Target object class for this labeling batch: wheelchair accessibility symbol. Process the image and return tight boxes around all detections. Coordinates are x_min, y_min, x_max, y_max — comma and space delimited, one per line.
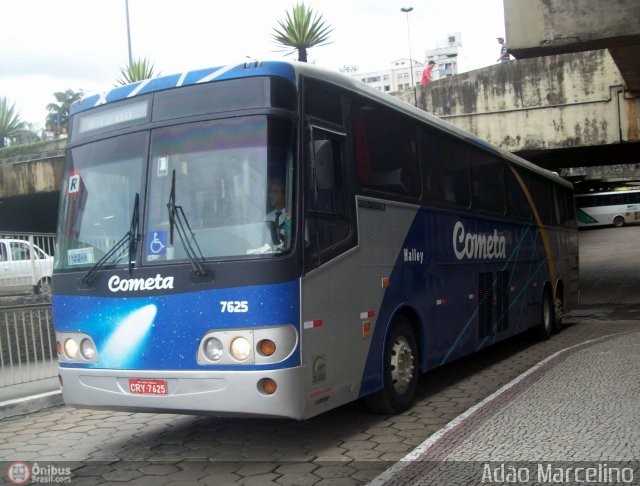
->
147, 231, 167, 256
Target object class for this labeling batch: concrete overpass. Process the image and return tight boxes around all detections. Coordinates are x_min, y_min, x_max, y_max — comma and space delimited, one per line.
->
0, 141, 64, 233
502, 0, 640, 188
393, 0, 640, 188
394, 48, 640, 182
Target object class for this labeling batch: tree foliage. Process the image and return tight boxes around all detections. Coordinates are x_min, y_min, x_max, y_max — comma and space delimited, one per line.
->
115, 58, 160, 86
272, 3, 333, 62
46, 89, 84, 134
0, 97, 25, 148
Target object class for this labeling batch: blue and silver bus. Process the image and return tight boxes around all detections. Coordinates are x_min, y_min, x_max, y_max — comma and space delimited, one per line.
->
53, 61, 579, 419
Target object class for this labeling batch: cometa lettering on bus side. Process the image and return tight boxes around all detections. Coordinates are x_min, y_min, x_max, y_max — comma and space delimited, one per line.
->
453, 221, 506, 260
108, 274, 174, 292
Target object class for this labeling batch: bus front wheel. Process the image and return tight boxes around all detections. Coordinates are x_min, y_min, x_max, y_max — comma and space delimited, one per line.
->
613, 216, 625, 228
365, 316, 419, 414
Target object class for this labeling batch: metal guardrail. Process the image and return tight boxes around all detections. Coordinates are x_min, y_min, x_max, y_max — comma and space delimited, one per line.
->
0, 303, 57, 387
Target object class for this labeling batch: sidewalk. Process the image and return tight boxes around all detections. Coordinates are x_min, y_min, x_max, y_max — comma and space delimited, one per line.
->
369, 330, 640, 485
0, 376, 62, 419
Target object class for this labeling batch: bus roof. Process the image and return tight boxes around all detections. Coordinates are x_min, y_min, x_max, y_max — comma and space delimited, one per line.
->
71, 60, 571, 189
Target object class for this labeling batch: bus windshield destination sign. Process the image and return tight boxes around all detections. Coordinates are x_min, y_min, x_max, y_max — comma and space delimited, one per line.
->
77, 100, 148, 134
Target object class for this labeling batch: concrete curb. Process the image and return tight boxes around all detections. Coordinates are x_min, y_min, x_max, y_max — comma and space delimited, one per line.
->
0, 390, 63, 420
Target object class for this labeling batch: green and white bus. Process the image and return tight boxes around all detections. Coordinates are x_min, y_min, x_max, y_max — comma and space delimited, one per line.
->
575, 189, 640, 227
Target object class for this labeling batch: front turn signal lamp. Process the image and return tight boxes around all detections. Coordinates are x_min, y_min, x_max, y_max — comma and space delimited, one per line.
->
258, 339, 276, 357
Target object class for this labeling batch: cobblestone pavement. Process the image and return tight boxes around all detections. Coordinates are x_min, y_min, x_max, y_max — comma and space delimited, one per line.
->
1, 227, 639, 485
1, 308, 638, 485
370, 327, 640, 485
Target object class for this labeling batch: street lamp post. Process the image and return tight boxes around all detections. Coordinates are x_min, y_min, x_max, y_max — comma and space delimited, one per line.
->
125, 0, 133, 66
400, 7, 415, 88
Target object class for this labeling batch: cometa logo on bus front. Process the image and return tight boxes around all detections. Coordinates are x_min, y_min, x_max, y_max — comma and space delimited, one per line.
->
108, 274, 174, 292
453, 221, 507, 260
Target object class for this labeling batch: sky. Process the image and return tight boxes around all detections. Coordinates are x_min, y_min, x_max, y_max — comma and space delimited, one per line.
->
0, 0, 506, 128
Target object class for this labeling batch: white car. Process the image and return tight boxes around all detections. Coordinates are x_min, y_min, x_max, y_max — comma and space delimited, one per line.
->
0, 238, 54, 295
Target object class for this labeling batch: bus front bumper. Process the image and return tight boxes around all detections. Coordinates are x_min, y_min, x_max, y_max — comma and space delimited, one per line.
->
57, 366, 306, 420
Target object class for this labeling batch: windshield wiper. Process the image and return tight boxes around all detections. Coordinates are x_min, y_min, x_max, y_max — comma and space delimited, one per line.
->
167, 170, 208, 276
81, 193, 140, 284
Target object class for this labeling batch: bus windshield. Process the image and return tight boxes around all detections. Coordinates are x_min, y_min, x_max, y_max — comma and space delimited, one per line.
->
55, 116, 295, 271
145, 116, 295, 262
55, 132, 147, 270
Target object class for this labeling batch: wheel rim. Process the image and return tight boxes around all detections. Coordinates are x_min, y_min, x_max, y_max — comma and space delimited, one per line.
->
390, 335, 415, 395
554, 297, 563, 323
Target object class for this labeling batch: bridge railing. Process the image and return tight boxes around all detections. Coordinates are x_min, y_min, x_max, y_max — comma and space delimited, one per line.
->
0, 303, 57, 387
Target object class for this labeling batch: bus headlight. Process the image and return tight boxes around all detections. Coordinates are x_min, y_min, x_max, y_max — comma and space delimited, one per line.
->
230, 337, 251, 361
203, 337, 224, 361
80, 338, 97, 360
197, 325, 297, 366
64, 338, 78, 359
56, 332, 99, 363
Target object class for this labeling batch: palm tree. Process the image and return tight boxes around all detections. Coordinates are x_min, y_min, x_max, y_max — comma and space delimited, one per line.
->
0, 97, 25, 148
272, 3, 333, 62
115, 58, 160, 86
46, 89, 84, 135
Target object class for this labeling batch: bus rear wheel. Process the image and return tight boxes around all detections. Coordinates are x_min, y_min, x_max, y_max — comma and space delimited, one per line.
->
535, 289, 554, 341
365, 316, 419, 414
552, 292, 564, 333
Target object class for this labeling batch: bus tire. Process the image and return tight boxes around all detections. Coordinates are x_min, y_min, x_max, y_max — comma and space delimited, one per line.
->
552, 291, 564, 333
613, 216, 625, 228
365, 316, 419, 414
535, 288, 554, 341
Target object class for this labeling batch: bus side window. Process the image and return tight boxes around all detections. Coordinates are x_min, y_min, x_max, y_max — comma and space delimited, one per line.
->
505, 165, 532, 222
470, 151, 505, 214
529, 175, 557, 226
353, 103, 421, 198
421, 129, 470, 208
556, 187, 577, 228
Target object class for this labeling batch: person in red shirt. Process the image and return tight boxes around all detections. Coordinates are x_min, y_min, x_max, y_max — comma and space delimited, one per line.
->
421, 61, 436, 84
